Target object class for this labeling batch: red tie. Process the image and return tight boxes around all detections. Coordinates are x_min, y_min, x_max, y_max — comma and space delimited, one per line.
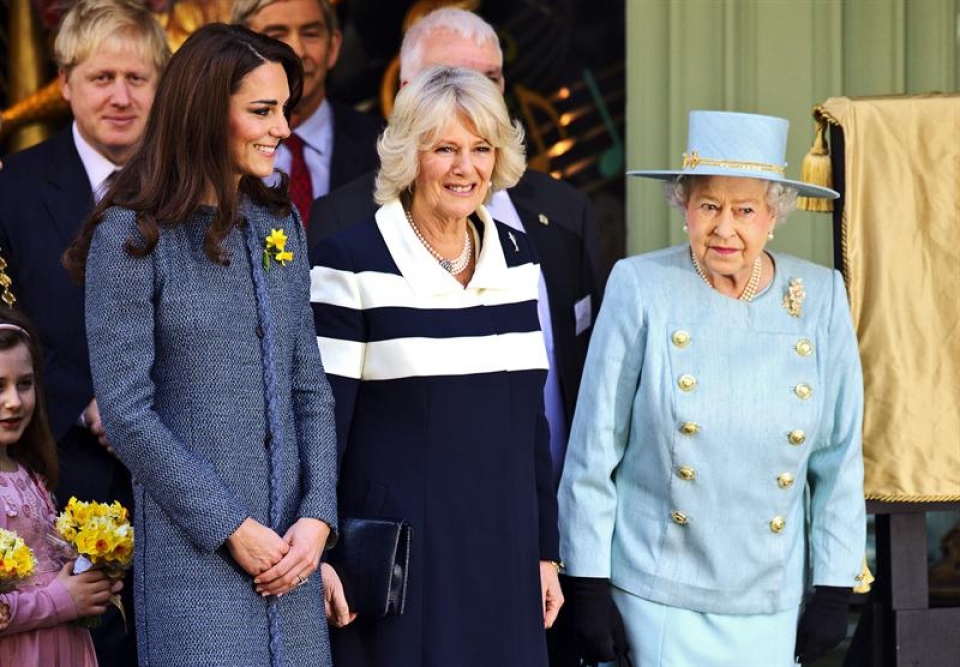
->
285, 133, 313, 227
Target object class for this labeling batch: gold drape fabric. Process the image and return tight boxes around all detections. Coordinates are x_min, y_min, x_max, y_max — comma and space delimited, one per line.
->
815, 94, 960, 501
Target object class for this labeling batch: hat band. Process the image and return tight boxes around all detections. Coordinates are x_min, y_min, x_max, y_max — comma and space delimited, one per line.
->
682, 150, 785, 175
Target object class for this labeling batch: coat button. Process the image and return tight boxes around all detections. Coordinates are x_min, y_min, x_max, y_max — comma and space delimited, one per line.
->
777, 473, 795, 489
677, 374, 697, 392
255, 324, 265, 338
794, 383, 813, 400
671, 330, 691, 348
770, 516, 786, 533
788, 429, 806, 446
795, 339, 814, 357
671, 510, 689, 526
679, 421, 701, 436
264, 433, 272, 448
677, 466, 697, 481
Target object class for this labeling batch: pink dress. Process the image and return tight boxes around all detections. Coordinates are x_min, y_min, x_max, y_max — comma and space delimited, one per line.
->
0, 464, 97, 666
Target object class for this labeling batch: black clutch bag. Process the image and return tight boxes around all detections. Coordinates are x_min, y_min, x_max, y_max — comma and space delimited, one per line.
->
327, 517, 411, 616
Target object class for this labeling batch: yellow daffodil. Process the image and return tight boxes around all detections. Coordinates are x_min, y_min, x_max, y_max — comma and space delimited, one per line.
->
0, 528, 35, 589
52, 499, 134, 626
262, 229, 294, 270
265, 228, 288, 252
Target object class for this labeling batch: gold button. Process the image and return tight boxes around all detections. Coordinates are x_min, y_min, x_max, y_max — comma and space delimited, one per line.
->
679, 421, 701, 436
671, 511, 689, 525
770, 516, 786, 533
671, 330, 691, 348
788, 429, 806, 446
777, 473, 795, 489
678, 374, 697, 392
795, 339, 814, 357
794, 383, 813, 400
677, 466, 697, 481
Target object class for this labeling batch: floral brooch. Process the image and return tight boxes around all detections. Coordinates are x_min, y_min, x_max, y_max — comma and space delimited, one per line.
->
262, 228, 293, 270
782, 278, 805, 318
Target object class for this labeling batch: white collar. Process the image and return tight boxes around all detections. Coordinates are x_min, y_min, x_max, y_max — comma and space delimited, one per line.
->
72, 122, 121, 199
376, 199, 516, 296
291, 98, 333, 155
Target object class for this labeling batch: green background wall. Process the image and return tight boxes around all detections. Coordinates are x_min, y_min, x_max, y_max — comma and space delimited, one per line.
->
625, 0, 960, 265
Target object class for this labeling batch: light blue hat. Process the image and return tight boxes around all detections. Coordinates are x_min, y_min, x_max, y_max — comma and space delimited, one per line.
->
627, 110, 839, 199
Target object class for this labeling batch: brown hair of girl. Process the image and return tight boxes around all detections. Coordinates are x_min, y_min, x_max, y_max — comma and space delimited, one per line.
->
0, 308, 58, 490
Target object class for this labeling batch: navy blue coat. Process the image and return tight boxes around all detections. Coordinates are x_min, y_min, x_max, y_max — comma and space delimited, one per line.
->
85, 201, 338, 666
311, 201, 558, 666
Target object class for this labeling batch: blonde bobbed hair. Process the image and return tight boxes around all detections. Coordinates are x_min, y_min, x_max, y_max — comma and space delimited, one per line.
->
374, 66, 525, 206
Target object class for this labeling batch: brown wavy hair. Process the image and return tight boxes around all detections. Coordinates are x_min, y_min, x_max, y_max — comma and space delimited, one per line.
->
64, 23, 304, 281
0, 308, 58, 491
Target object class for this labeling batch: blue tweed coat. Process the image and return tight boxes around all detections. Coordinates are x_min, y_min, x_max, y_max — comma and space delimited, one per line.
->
85, 201, 338, 667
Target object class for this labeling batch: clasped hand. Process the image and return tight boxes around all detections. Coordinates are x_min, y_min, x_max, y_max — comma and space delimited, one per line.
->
226, 517, 329, 597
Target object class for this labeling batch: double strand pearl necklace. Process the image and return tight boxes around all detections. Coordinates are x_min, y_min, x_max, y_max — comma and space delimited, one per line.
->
690, 246, 762, 302
405, 207, 473, 275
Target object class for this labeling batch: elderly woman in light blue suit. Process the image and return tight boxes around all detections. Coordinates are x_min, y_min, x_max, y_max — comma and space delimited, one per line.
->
65, 25, 337, 667
558, 111, 866, 667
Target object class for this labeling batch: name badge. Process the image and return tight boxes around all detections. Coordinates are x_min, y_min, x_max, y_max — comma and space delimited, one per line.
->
574, 295, 592, 335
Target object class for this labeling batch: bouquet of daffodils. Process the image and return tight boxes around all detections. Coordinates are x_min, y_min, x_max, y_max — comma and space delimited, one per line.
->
0, 527, 35, 593
54, 497, 134, 626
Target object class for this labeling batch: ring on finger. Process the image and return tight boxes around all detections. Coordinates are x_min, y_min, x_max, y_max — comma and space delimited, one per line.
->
296, 574, 306, 586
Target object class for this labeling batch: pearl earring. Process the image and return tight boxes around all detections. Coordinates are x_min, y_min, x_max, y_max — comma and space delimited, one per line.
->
683, 224, 689, 233
767, 231, 775, 241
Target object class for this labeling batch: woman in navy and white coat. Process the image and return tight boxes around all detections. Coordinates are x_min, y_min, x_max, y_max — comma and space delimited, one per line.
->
311, 66, 563, 666
558, 111, 866, 667
66, 25, 337, 667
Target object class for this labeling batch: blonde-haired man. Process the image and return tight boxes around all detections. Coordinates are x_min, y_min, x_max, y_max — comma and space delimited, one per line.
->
0, 2, 170, 664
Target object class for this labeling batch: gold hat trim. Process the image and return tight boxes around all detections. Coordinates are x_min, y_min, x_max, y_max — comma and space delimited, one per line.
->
682, 150, 785, 175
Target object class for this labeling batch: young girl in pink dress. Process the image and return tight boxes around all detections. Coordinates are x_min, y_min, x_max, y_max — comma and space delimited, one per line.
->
0, 308, 121, 666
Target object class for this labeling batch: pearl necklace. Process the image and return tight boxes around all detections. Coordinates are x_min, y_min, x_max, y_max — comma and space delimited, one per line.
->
405, 207, 473, 275
690, 246, 762, 302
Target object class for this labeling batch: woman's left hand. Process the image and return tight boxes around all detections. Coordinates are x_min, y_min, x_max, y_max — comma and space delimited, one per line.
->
254, 518, 331, 596
540, 561, 565, 628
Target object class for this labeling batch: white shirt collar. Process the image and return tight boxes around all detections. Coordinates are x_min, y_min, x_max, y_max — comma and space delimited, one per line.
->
72, 122, 121, 201
292, 98, 333, 155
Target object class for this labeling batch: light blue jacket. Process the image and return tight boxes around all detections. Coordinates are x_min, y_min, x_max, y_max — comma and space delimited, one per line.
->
558, 245, 865, 614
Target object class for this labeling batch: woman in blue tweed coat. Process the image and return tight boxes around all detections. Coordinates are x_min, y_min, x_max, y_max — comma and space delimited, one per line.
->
558, 111, 866, 667
65, 25, 338, 667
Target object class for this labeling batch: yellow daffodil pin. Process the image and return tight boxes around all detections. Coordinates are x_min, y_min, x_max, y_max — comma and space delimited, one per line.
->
263, 228, 294, 270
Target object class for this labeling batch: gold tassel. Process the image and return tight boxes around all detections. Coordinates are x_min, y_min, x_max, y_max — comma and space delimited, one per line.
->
853, 556, 875, 594
0, 253, 16, 308
797, 117, 834, 213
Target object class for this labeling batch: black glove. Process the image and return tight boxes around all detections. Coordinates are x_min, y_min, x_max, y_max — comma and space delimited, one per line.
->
560, 575, 629, 664
794, 586, 852, 664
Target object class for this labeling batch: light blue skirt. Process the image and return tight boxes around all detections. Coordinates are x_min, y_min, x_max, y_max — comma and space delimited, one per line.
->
605, 586, 800, 667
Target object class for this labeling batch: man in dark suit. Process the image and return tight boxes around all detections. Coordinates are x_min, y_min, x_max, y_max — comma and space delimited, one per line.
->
233, 0, 381, 242
0, 2, 170, 665
310, 7, 606, 489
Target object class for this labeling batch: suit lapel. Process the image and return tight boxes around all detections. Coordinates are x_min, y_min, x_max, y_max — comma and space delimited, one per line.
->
328, 102, 359, 192
507, 174, 560, 275
43, 131, 94, 249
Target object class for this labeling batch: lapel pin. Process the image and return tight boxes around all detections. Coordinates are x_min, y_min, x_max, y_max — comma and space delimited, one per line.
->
782, 278, 805, 318
538, 213, 549, 226
507, 231, 520, 253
